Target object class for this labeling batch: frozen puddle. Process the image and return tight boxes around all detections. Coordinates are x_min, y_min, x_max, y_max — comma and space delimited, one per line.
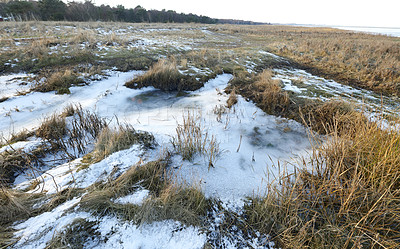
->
8, 73, 313, 203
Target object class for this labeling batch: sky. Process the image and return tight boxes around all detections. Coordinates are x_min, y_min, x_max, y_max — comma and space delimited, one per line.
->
90, 0, 400, 28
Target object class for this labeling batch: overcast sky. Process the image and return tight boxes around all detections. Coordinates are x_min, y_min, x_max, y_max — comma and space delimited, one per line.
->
90, 0, 400, 28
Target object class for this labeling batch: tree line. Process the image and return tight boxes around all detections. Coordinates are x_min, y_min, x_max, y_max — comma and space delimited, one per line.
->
0, 0, 217, 23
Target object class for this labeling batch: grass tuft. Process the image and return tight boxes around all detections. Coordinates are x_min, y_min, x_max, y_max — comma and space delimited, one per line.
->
171, 112, 221, 169
46, 218, 100, 249
92, 125, 155, 162
125, 59, 203, 91
33, 69, 85, 93
226, 88, 238, 109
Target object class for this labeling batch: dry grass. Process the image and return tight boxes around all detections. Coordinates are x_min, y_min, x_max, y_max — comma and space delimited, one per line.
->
229, 69, 362, 134
171, 112, 221, 169
0, 148, 44, 185
214, 25, 400, 96
33, 69, 85, 94
226, 88, 238, 109
91, 125, 155, 162
36, 105, 107, 158
46, 218, 99, 249
125, 59, 203, 91
80, 158, 211, 227
0, 186, 84, 247
36, 114, 67, 142
252, 70, 290, 114
245, 114, 400, 248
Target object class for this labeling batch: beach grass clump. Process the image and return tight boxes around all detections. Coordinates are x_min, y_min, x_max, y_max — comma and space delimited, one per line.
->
92, 125, 155, 162
171, 112, 221, 169
125, 59, 203, 91
46, 218, 100, 249
33, 69, 85, 94
36, 105, 107, 158
229, 69, 361, 135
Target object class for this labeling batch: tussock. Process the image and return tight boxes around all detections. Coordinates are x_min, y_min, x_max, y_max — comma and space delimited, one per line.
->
33, 69, 85, 94
171, 112, 221, 169
226, 88, 238, 109
125, 59, 203, 91
36, 105, 107, 158
46, 218, 100, 249
92, 125, 155, 162
229, 69, 361, 134
253, 70, 290, 114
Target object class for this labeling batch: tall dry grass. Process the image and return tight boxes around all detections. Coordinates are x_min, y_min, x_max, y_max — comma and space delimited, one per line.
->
214, 25, 400, 96
92, 125, 155, 162
171, 112, 221, 169
245, 114, 400, 248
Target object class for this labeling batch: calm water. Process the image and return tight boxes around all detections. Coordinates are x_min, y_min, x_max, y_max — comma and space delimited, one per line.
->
334, 26, 400, 37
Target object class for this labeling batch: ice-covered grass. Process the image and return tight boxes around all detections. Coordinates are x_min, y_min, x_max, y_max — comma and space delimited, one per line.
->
274, 68, 400, 120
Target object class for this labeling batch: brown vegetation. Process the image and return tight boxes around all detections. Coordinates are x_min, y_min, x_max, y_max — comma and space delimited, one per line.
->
33, 69, 85, 94
91, 125, 155, 162
228, 69, 362, 134
125, 59, 203, 91
245, 114, 400, 248
80, 158, 211, 226
213, 25, 400, 96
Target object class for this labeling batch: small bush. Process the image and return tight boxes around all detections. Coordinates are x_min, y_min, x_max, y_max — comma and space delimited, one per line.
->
125, 59, 203, 91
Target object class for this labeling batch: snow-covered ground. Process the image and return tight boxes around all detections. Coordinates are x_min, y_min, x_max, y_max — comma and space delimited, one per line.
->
2, 24, 397, 249
1, 70, 313, 248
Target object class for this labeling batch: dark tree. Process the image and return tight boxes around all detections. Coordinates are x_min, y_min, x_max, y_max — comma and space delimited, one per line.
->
39, 0, 66, 21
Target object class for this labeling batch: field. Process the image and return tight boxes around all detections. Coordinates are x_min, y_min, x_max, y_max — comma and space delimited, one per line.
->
1, 22, 400, 248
